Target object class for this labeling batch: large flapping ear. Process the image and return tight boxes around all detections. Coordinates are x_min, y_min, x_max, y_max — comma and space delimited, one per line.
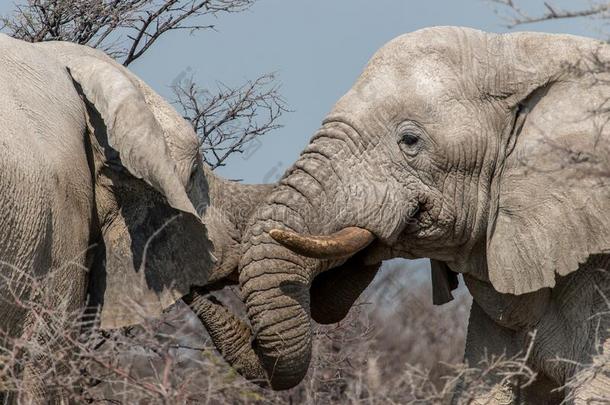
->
57, 50, 214, 328
487, 151, 610, 295
89, 183, 214, 329
67, 56, 196, 215
485, 33, 610, 295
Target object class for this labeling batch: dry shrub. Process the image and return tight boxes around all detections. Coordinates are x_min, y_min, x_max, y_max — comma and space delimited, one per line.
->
0, 261, 606, 404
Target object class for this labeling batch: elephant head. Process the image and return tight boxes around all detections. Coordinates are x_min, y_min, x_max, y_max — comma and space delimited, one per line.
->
187, 27, 610, 389
35, 41, 272, 329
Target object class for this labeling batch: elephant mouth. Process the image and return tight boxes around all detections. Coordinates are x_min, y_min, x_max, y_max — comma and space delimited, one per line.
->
403, 198, 438, 237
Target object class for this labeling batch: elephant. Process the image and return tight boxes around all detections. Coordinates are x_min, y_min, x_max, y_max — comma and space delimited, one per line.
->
0, 34, 273, 402
186, 27, 610, 402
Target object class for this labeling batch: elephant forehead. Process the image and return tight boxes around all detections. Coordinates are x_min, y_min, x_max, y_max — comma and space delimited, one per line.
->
338, 67, 465, 131
371, 26, 487, 67
360, 27, 488, 100
411, 63, 447, 98
350, 44, 472, 114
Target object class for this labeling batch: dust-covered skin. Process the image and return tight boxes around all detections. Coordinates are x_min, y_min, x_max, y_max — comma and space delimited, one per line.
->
0, 35, 271, 403
193, 27, 610, 401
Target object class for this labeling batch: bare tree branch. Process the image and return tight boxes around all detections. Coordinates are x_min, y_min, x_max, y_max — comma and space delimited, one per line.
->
172, 73, 289, 169
488, 0, 610, 29
1, 0, 257, 66
1, 0, 285, 169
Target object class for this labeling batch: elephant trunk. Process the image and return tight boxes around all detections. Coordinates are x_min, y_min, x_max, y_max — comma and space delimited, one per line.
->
184, 289, 269, 386
237, 231, 317, 389
191, 122, 388, 389
189, 176, 324, 389
187, 249, 313, 390
235, 123, 368, 389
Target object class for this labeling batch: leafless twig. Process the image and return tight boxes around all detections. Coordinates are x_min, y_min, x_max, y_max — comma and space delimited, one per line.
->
488, 0, 610, 29
172, 73, 289, 169
1, 0, 257, 66
1, 0, 286, 170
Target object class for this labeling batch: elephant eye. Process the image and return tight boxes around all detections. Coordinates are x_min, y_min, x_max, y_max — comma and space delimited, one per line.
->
397, 122, 426, 157
400, 133, 419, 146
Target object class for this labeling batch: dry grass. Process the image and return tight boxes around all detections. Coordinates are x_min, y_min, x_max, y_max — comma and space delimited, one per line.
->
0, 261, 607, 404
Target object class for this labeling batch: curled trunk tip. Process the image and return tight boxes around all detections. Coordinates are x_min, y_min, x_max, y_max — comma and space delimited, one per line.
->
186, 288, 309, 390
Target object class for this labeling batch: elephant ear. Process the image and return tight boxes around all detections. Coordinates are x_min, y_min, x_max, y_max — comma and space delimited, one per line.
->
430, 260, 458, 305
486, 79, 610, 295
67, 56, 196, 215
67, 56, 214, 329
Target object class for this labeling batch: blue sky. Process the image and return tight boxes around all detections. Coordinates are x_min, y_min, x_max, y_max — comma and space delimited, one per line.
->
129, 0, 595, 184
0, 0, 599, 184
0, 1, 601, 278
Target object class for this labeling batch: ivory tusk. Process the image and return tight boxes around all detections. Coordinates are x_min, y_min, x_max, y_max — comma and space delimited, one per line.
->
269, 227, 375, 260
